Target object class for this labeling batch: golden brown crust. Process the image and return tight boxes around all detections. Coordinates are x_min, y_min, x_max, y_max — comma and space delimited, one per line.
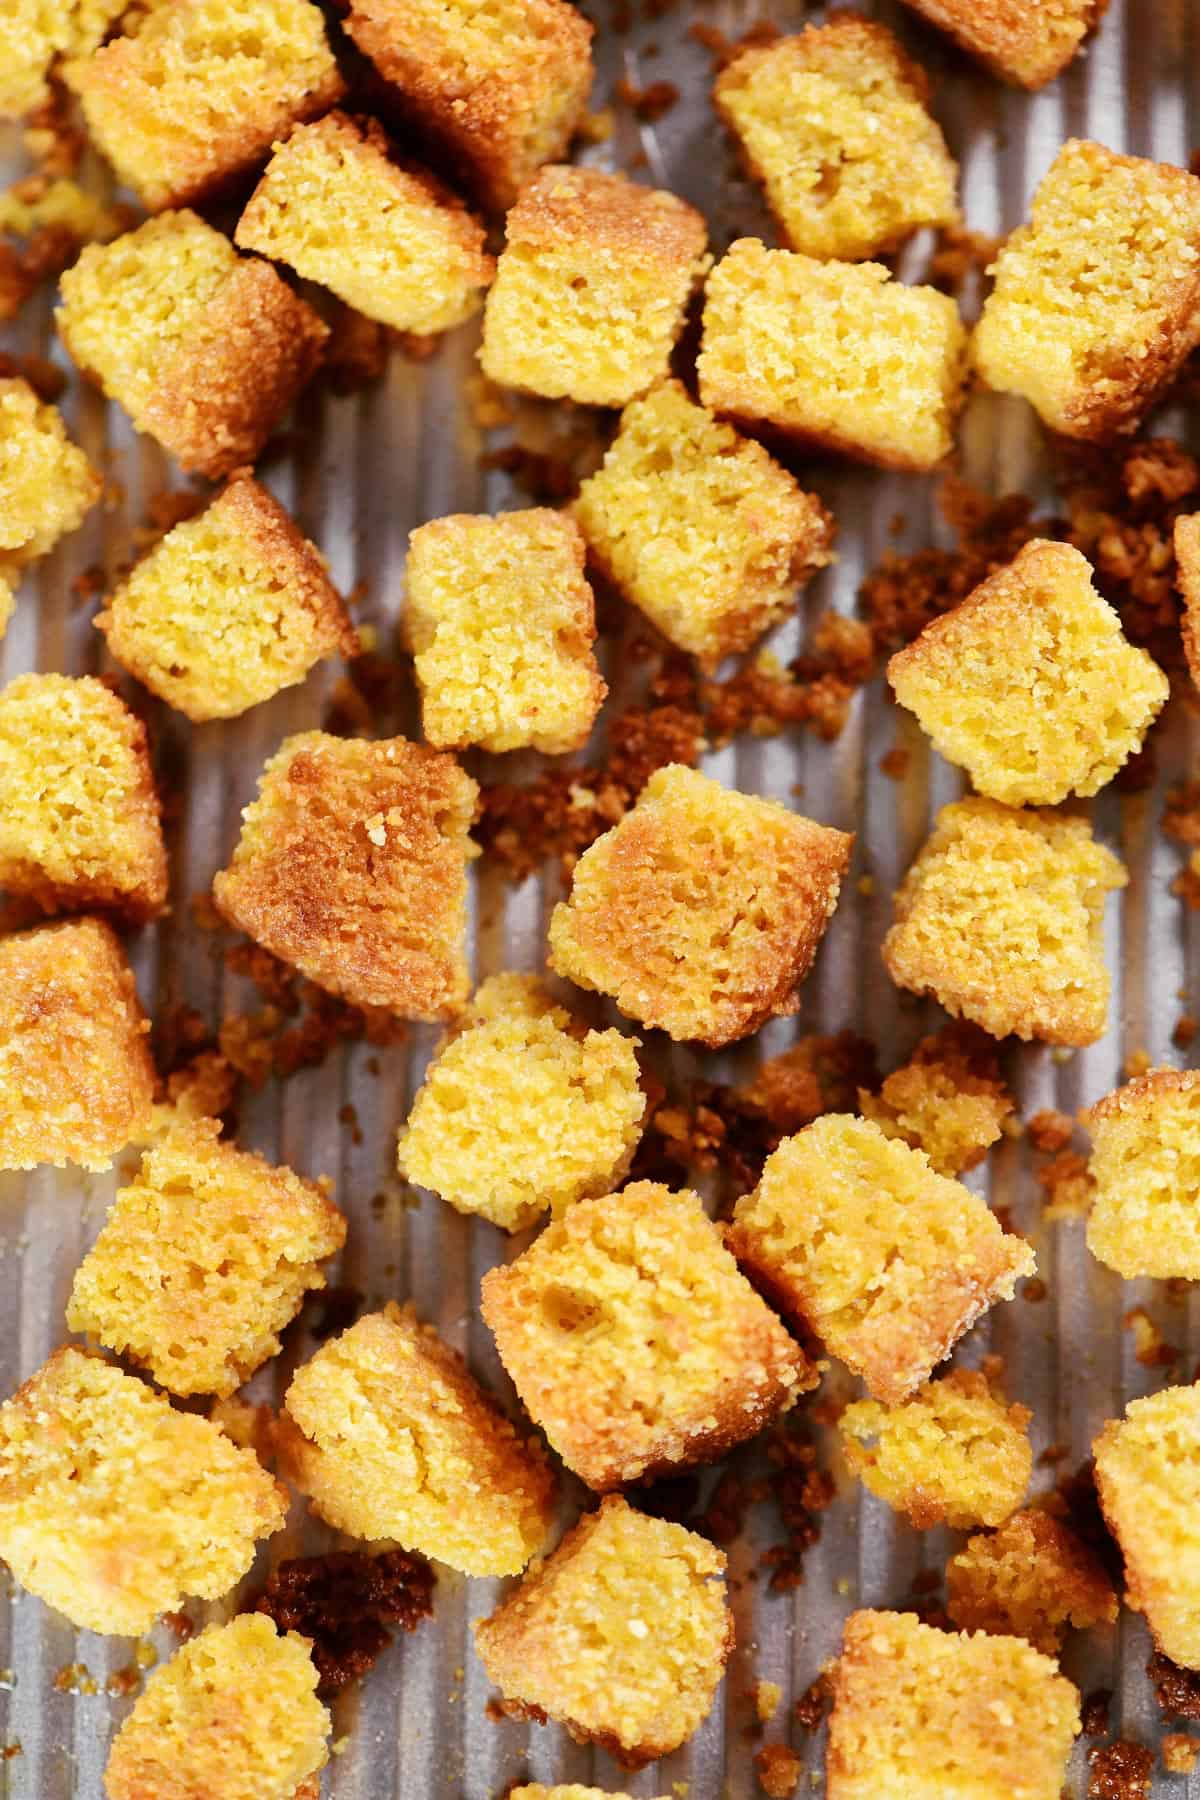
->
1175, 513, 1200, 689
221, 473, 359, 659
507, 163, 707, 265
945, 1509, 1117, 1652
898, 0, 1109, 89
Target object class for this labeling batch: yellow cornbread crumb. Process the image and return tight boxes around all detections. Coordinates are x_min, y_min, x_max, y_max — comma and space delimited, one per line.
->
0, 377, 100, 570
898, 0, 1108, 89
946, 1509, 1117, 1652
1085, 1067, 1200, 1279
0, 0, 127, 118
0, 572, 13, 641
1175, 513, 1200, 689
858, 1024, 1013, 1176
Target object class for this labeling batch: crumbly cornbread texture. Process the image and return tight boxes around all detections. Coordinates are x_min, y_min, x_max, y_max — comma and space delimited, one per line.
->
0, 573, 13, 643
728, 1114, 1032, 1405
58, 210, 327, 479
96, 473, 358, 722
1084, 1067, 1200, 1278
104, 1615, 329, 1800
481, 165, 709, 407
826, 1610, 1081, 1800
0, 0, 127, 117
236, 113, 494, 335
0, 1346, 286, 1635
213, 732, 477, 1018
946, 1509, 1117, 1652
1174, 512, 1200, 690
474, 1496, 731, 1766
898, 0, 1108, 89
549, 764, 851, 1048
573, 380, 834, 668
882, 797, 1126, 1045
406, 509, 605, 754
512, 1790, 667, 1800
278, 1303, 556, 1576
697, 239, 966, 472
858, 1024, 1013, 1176
714, 16, 958, 260
0, 377, 100, 568
974, 139, 1200, 440
398, 973, 644, 1231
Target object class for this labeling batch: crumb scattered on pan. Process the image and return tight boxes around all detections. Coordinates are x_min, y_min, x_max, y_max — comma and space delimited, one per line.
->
1163, 1734, 1200, 1775
754, 1742, 802, 1797
1087, 1739, 1153, 1800
1150, 1651, 1200, 1720
1123, 1306, 1178, 1369
254, 1550, 435, 1694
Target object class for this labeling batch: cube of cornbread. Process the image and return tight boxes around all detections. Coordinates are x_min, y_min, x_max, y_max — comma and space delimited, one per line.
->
1083, 1067, 1200, 1277
826, 1610, 1081, 1800
480, 166, 709, 407
474, 1495, 731, 1765
697, 239, 966, 472
398, 973, 645, 1231
277, 1302, 556, 1575
728, 1115, 1032, 1405
0, 377, 100, 568
481, 1181, 813, 1489
58, 211, 327, 479
0, 1347, 286, 1635
1174, 513, 1200, 689
406, 509, 605, 753
573, 380, 835, 668
0, 673, 167, 921
974, 141, 1200, 440
946, 1510, 1117, 1653
0, 0, 127, 118
898, 0, 1107, 90
96, 473, 359, 722
714, 17, 958, 261
858, 1024, 1013, 1177
549, 764, 851, 1048
882, 798, 1126, 1045
213, 732, 477, 1018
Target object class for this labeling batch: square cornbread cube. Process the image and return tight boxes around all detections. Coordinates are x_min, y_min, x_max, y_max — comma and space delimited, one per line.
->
858, 1023, 1013, 1177
882, 798, 1126, 1045
398, 973, 645, 1231
714, 17, 958, 261
946, 1510, 1117, 1653
697, 239, 966, 472
573, 380, 835, 668
727, 1114, 1032, 1405
474, 1495, 731, 1766
63, 0, 344, 213
59, 210, 328, 479
0, 1346, 286, 1635
549, 764, 851, 1048
1083, 1067, 1200, 1277
0, 0, 127, 118
406, 509, 605, 753
1174, 513, 1200, 689
974, 140, 1200, 440
0, 377, 100, 568
213, 731, 477, 1018
481, 1180, 813, 1489
105, 1615, 329, 1800
96, 473, 359, 722
277, 1302, 556, 1576
480, 166, 709, 407
898, 0, 1108, 90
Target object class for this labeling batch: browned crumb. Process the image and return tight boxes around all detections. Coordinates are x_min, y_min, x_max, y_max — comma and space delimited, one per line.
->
927, 224, 1001, 298
1027, 1109, 1076, 1153
1087, 1741, 1153, 1800
162, 1611, 195, 1642
692, 1470, 749, 1546
1164, 1734, 1200, 1775
879, 747, 910, 779
0, 174, 132, 323
1082, 1691, 1113, 1737
21, 80, 85, 179
859, 1022, 1013, 1176
1023, 1277, 1048, 1303
1046, 1462, 1123, 1586
760, 1412, 835, 1593
688, 17, 780, 66
1175, 1014, 1198, 1049
1164, 781, 1200, 909
613, 75, 680, 122
254, 1550, 434, 1694
217, 940, 405, 1085
703, 616, 874, 748
1036, 1150, 1095, 1220
1150, 1651, 1200, 1721
794, 1672, 832, 1733
320, 302, 392, 396
0, 349, 66, 403
755, 1743, 802, 1797
1123, 1306, 1178, 1368
322, 649, 408, 739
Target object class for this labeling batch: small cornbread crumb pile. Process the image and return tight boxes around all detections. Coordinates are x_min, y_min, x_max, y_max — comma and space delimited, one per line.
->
481, 1180, 813, 1489
715, 16, 958, 260
549, 764, 851, 1048
974, 139, 1200, 440
59, 210, 328, 479
236, 113, 494, 335
278, 1302, 556, 1576
825, 1610, 1081, 1800
0, 1346, 286, 1635
96, 472, 358, 722
889, 539, 1168, 804
398, 973, 644, 1232
104, 1615, 329, 1800
697, 238, 966, 472
898, 0, 1106, 88
728, 1114, 1033, 1404
882, 797, 1126, 1045
405, 508, 605, 754
1085, 1067, 1200, 1277
859, 1023, 1013, 1176
481, 165, 709, 407
474, 1495, 731, 1766
573, 379, 835, 668
0, 0, 127, 118
213, 731, 478, 1018
946, 1509, 1117, 1652
0, 672, 167, 921
1175, 512, 1200, 688
0, 376, 100, 575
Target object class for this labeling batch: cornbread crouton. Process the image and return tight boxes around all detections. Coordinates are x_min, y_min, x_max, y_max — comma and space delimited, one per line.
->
277, 1303, 556, 1576
235, 113, 494, 335
397, 973, 644, 1231
1174, 512, 1200, 689
480, 165, 709, 407
946, 1510, 1117, 1652
481, 1180, 813, 1489
973, 140, 1200, 440
573, 379, 835, 669
826, 1610, 1081, 1800
213, 732, 477, 1018
697, 239, 966, 472
897, 0, 1107, 90
405, 509, 605, 754
0, 672, 167, 921
104, 1615, 329, 1800
0, 0, 127, 118
96, 473, 358, 722
881, 798, 1126, 1045
474, 1495, 731, 1766
58, 210, 328, 479
0, 1346, 286, 1635
714, 17, 958, 261
858, 1023, 1013, 1176
0, 377, 100, 569
1084, 1067, 1200, 1278
727, 1115, 1032, 1405
548, 764, 851, 1048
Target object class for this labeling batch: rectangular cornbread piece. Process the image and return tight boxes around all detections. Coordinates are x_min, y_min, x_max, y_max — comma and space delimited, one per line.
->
946, 1510, 1117, 1653
898, 0, 1108, 90
0, 0, 128, 118
0, 376, 100, 568
1083, 1067, 1200, 1277
858, 1023, 1013, 1176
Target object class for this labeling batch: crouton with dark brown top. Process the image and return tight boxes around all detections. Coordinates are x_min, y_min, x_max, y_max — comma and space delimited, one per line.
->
946, 1509, 1117, 1652
897, 0, 1108, 90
